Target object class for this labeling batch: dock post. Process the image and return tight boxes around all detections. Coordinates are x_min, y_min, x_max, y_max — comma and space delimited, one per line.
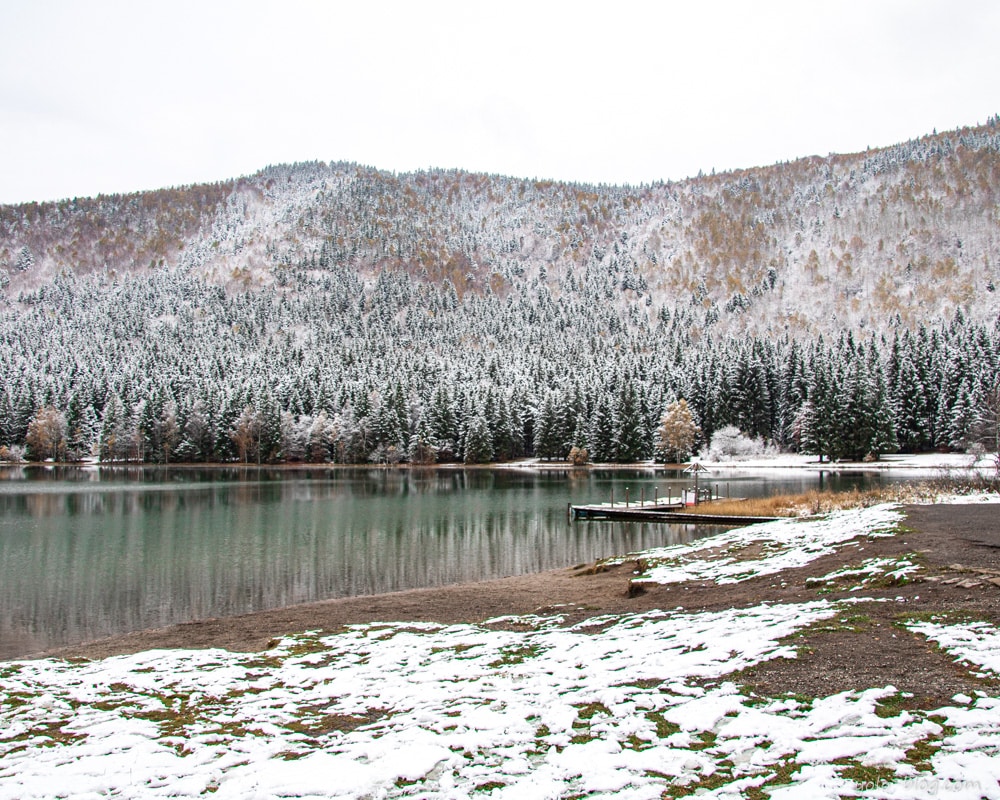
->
641, 487, 645, 506
625, 487, 629, 508
610, 488, 614, 508
654, 486, 658, 505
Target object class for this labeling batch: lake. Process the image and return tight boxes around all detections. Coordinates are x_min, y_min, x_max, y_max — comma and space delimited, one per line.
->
0, 464, 896, 658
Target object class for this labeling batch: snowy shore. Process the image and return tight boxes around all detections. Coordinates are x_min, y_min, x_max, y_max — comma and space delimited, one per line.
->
495, 450, 1000, 474
3, 498, 1000, 799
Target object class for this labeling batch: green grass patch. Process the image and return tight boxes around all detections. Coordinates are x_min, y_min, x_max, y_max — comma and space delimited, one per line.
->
662, 770, 735, 798
281, 637, 331, 658
874, 691, 913, 718
645, 711, 681, 738
624, 733, 650, 750
568, 702, 612, 745
6, 720, 88, 748
431, 643, 480, 658
927, 714, 958, 738
836, 759, 897, 789
689, 730, 718, 751
574, 701, 611, 720
488, 644, 540, 668
614, 677, 664, 690
759, 758, 803, 790
133, 700, 199, 738
239, 654, 284, 670
0, 691, 33, 710
274, 750, 308, 761
285, 705, 386, 737
905, 731, 943, 772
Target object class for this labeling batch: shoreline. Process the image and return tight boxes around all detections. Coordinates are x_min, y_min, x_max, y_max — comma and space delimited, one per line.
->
6, 501, 1000, 798
21, 500, 1000, 665
2, 451, 996, 474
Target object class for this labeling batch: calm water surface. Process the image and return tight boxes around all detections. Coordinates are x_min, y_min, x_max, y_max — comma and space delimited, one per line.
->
0, 465, 895, 658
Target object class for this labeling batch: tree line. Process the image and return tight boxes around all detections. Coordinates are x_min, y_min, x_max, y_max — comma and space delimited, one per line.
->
2, 265, 997, 466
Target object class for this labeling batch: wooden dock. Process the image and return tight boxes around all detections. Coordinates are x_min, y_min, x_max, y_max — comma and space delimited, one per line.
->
570, 501, 683, 521
569, 501, 779, 526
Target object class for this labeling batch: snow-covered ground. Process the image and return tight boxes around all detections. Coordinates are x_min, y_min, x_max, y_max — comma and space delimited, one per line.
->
505, 451, 999, 474
622, 504, 905, 586
693, 451, 999, 472
3, 504, 1000, 799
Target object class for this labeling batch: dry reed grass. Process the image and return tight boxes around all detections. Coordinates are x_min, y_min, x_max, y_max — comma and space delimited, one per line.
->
691, 472, 1000, 518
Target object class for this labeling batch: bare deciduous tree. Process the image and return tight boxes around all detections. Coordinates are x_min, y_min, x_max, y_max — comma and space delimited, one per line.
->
656, 399, 700, 463
25, 406, 67, 461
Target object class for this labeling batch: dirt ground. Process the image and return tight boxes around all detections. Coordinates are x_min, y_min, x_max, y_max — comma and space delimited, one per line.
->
30, 504, 1000, 705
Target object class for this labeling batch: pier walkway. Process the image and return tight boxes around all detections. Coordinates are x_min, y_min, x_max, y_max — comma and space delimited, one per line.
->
569, 500, 780, 526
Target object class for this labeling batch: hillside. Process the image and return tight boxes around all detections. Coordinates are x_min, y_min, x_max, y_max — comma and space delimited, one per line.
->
0, 120, 999, 465
3, 119, 1000, 334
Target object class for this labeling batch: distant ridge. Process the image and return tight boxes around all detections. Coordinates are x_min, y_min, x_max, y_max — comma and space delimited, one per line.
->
2, 117, 999, 334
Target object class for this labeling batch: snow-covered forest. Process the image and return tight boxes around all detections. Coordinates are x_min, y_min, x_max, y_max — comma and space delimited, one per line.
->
1, 120, 999, 464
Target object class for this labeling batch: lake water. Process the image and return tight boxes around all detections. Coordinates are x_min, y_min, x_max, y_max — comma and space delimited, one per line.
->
0, 465, 897, 658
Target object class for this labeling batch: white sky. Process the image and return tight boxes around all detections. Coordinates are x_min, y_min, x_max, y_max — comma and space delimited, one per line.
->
1, 0, 998, 204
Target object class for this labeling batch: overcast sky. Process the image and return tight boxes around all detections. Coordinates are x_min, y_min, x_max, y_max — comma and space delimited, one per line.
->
2, 0, 998, 205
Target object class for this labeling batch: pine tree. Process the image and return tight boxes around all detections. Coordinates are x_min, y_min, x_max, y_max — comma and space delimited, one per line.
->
946, 381, 975, 451
99, 393, 137, 462
893, 351, 929, 452
587, 393, 615, 462
64, 394, 89, 461
865, 347, 897, 458
533, 392, 561, 460
463, 414, 493, 464
612, 376, 645, 462
407, 418, 437, 464
0, 384, 13, 447
799, 347, 836, 461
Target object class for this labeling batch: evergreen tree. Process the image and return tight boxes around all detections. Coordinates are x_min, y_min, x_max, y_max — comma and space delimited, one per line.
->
463, 414, 493, 464
65, 394, 92, 461
799, 347, 836, 461
0, 385, 13, 447
865, 347, 897, 458
893, 351, 929, 452
533, 392, 561, 460
612, 376, 645, 462
407, 418, 437, 464
587, 392, 614, 462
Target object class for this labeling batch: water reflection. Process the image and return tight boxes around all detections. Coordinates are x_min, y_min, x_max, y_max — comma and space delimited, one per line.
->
0, 466, 894, 658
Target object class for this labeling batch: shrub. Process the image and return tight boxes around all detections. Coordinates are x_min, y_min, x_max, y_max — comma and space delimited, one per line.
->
703, 425, 770, 461
568, 446, 589, 466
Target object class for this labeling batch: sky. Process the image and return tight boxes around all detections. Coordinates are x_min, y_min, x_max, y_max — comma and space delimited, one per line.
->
1, 0, 998, 205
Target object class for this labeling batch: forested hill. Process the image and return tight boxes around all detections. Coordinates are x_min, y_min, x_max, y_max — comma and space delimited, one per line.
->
0, 119, 998, 465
